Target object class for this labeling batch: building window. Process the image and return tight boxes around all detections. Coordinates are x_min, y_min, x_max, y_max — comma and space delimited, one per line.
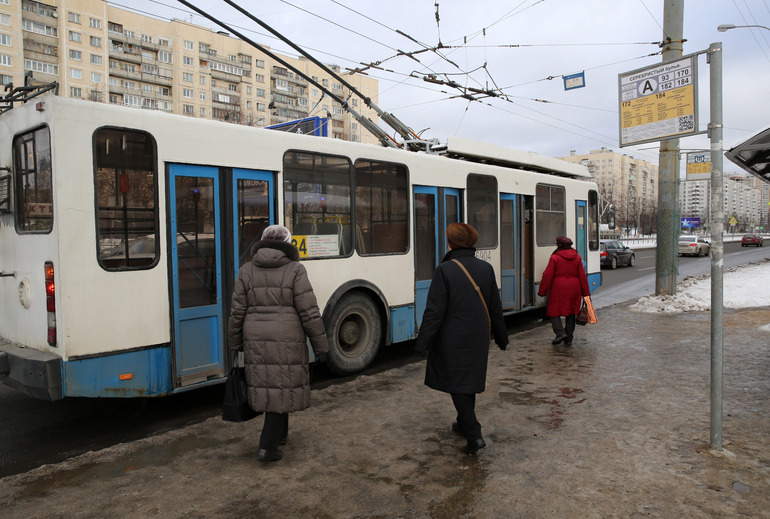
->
0, 34, 10, 47
255, 73, 264, 83
183, 56, 194, 66
158, 38, 170, 47
200, 75, 206, 85
69, 49, 82, 61
94, 128, 159, 270
89, 18, 102, 29
588, 190, 599, 251
183, 104, 194, 114
184, 40, 194, 50
142, 34, 152, 43
90, 54, 102, 65
90, 36, 102, 48
183, 88, 193, 98
199, 92, 206, 101
283, 151, 353, 259
24, 58, 58, 74
200, 107, 206, 116
91, 72, 102, 83
69, 31, 81, 43
0, 74, 12, 85
256, 102, 265, 111
257, 88, 265, 97
0, 54, 11, 67
70, 86, 82, 97
14, 126, 53, 233
158, 51, 171, 63
70, 68, 82, 79
355, 159, 408, 255
255, 59, 264, 68
1, 14, 10, 27
535, 183, 566, 246
467, 174, 498, 248
183, 72, 193, 82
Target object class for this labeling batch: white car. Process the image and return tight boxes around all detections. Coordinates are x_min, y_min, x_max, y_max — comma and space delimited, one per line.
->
678, 235, 710, 256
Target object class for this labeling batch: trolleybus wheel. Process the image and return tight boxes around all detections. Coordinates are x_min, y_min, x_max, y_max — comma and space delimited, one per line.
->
324, 293, 382, 375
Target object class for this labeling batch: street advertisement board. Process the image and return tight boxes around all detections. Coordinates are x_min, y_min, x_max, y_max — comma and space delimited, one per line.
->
618, 55, 698, 147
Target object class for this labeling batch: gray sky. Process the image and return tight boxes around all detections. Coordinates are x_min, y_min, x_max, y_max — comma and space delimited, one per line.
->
118, 1, 770, 170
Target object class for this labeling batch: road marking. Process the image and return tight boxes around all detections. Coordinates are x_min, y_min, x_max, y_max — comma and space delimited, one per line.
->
638, 267, 655, 271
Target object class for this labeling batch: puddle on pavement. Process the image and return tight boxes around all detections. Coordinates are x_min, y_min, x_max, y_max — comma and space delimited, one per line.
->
17, 435, 235, 500
497, 377, 587, 431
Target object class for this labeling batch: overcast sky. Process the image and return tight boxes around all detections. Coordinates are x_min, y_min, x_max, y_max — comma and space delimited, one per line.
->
118, 1, 770, 170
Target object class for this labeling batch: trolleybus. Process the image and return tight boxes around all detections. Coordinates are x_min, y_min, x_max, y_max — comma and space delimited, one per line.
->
0, 92, 600, 400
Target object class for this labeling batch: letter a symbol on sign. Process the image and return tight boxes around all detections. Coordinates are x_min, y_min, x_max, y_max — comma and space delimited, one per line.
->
641, 80, 654, 94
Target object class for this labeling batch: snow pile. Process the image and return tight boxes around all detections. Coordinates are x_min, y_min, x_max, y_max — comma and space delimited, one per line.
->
630, 259, 770, 316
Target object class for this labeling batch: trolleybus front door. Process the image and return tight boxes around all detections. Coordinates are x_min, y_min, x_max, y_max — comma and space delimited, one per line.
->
576, 200, 587, 269
169, 164, 225, 387
414, 186, 460, 328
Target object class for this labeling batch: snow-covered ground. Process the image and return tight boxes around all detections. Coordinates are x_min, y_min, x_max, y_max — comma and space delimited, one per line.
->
630, 259, 770, 332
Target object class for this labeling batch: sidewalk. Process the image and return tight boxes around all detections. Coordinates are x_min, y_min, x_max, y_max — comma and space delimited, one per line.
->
1, 303, 769, 518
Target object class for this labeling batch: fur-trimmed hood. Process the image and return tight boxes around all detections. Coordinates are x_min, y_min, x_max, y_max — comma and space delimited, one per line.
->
251, 239, 300, 267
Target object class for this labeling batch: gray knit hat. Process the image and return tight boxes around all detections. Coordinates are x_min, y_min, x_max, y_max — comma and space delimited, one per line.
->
262, 224, 292, 243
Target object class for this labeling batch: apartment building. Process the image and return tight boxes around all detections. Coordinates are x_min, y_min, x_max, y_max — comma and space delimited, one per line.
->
679, 173, 767, 233
0, 0, 380, 144
558, 148, 659, 230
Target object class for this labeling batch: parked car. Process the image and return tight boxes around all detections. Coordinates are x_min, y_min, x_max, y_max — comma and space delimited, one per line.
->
741, 234, 764, 247
599, 239, 635, 269
678, 235, 710, 256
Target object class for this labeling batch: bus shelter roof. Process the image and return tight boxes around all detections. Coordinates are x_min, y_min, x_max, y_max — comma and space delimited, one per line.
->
725, 126, 770, 184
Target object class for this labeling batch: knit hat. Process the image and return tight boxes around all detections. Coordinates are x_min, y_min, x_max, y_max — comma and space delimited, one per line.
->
556, 236, 573, 249
262, 224, 292, 243
446, 223, 479, 249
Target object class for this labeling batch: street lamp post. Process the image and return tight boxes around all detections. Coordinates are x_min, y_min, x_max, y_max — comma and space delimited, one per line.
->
717, 24, 770, 32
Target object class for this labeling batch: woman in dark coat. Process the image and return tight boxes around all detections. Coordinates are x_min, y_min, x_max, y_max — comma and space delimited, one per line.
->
228, 225, 328, 462
537, 236, 591, 346
415, 223, 508, 455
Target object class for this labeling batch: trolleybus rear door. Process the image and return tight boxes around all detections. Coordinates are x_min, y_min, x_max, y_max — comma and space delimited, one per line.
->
232, 169, 274, 273
500, 194, 518, 309
169, 164, 225, 387
414, 186, 460, 328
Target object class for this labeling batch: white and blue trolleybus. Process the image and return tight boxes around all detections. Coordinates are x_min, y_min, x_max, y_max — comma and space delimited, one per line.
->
0, 91, 601, 399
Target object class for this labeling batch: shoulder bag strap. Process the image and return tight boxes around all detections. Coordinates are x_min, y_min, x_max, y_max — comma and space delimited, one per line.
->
451, 259, 491, 333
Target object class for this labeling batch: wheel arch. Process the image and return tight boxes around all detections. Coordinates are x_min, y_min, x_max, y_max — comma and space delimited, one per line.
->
322, 280, 391, 345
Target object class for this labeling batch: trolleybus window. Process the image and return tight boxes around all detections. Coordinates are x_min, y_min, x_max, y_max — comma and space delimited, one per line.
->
354, 159, 408, 255
535, 183, 566, 246
467, 173, 498, 248
94, 128, 158, 270
283, 151, 352, 259
13, 126, 53, 233
588, 190, 599, 251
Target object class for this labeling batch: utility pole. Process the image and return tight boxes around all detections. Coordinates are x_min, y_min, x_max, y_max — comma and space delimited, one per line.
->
708, 41, 724, 451
656, 0, 684, 295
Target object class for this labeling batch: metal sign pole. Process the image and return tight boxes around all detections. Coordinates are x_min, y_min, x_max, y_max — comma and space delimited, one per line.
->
708, 42, 724, 451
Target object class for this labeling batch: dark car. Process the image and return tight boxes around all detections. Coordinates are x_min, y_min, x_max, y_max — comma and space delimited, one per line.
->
600, 240, 635, 269
741, 234, 764, 247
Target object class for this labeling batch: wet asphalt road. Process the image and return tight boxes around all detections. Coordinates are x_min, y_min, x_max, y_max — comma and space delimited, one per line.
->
1, 241, 767, 478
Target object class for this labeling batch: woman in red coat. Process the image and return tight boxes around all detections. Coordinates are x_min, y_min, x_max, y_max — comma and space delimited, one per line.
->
537, 236, 590, 346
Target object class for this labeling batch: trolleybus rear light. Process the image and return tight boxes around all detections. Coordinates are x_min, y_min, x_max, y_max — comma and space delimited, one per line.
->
44, 262, 56, 347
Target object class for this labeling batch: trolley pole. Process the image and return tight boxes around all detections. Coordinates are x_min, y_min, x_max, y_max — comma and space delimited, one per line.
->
708, 42, 724, 451
656, 0, 684, 296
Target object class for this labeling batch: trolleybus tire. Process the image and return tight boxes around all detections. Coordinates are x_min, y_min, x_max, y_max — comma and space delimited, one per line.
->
324, 293, 383, 375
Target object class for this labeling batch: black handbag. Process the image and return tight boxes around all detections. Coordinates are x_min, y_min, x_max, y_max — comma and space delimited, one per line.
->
222, 366, 259, 422
576, 300, 589, 326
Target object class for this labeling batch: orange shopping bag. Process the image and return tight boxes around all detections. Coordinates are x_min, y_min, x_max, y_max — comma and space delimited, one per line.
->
583, 296, 597, 324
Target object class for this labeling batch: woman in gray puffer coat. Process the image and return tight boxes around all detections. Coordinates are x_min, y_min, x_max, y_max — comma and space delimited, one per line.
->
228, 225, 328, 462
